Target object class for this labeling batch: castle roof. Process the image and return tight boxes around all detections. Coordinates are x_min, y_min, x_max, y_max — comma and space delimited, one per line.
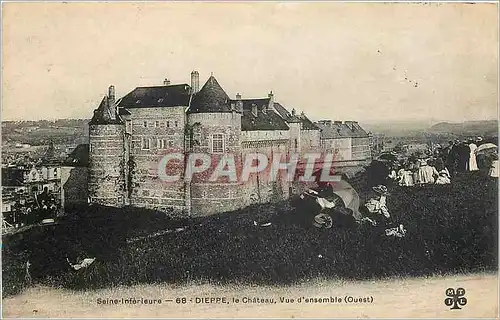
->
188, 76, 232, 114
118, 107, 131, 116
315, 121, 369, 139
241, 108, 290, 131
241, 98, 269, 111
118, 84, 191, 108
63, 144, 89, 167
89, 97, 122, 125
299, 114, 320, 130
273, 103, 303, 124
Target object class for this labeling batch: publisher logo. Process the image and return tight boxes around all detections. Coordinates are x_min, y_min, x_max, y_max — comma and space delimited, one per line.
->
444, 287, 467, 310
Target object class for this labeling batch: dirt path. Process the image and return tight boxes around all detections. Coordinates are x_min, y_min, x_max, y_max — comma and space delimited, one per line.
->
3, 273, 498, 318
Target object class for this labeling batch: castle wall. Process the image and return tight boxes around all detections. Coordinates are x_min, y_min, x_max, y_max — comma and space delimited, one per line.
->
60, 166, 88, 212
289, 122, 301, 153
321, 137, 352, 161
241, 132, 291, 207
88, 124, 126, 206
241, 130, 289, 142
187, 112, 244, 216
351, 137, 371, 161
300, 129, 320, 152
126, 106, 187, 213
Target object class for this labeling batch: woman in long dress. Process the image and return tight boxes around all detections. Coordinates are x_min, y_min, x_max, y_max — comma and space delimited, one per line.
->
417, 159, 439, 184
468, 140, 479, 171
488, 153, 499, 178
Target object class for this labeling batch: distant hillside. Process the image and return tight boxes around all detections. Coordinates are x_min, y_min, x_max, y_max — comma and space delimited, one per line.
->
360, 120, 437, 137
428, 120, 498, 136
2, 119, 90, 146
362, 119, 498, 138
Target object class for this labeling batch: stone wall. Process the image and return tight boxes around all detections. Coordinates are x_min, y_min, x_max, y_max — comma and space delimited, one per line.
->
351, 137, 371, 161
321, 138, 352, 161
88, 124, 126, 206
126, 107, 187, 212
241, 138, 291, 208
60, 166, 88, 212
289, 123, 301, 153
241, 130, 290, 142
300, 129, 320, 153
187, 112, 244, 216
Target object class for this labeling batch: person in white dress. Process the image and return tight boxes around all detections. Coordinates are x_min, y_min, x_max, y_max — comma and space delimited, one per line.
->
468, 140, 479, 171
488, 153, 499, 178
365, 185, 391, 218
417, 159, 439, 185
435, 167, 451, 184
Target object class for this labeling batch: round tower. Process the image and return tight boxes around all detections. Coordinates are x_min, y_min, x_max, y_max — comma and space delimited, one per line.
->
88, 85, 126, 207
186, 75, 243, 216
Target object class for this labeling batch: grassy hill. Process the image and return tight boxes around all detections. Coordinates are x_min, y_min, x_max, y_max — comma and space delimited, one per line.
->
2, 171, 497, 298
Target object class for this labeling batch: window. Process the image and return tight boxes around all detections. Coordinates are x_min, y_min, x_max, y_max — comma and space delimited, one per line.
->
156, 139, 171, 149
174, 120, 178, 127
212, 134, 224, 153
167, 121, 170, 128
126, 120, 132, 134
89, 144, 93, 152
155, 121, 159, 128
160, 121, 165, 128
143, 121, 148, 128
142, 137, 150, 150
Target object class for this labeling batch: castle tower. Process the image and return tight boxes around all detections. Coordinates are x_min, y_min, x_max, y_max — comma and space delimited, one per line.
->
88, 85, 126, 207
186, 75, 243, 216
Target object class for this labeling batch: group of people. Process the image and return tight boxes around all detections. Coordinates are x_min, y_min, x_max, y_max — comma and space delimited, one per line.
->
385, 136, 498, 187
387, 157, 452, 187
442, 138, 484, 174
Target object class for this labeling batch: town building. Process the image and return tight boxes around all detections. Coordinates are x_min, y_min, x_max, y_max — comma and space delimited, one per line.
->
314, 120, 371, 168
87, 72, 372, 216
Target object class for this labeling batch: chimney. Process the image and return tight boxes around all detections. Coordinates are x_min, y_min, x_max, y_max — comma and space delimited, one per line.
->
108, 85, 116, 120
191, 71, 199, 93
163, 78, 171, 86
251, 104, 258, 117
236, 93, 243, 112
108, 85, 115, 104
291, 108, 296, 117
267, 91, 275, 112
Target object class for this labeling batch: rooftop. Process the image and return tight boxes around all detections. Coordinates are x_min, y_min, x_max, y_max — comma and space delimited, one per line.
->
118, 84, 191, 109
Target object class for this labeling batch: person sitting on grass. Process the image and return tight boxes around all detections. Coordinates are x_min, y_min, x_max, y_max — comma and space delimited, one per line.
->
488, 152, 499, 178
417, 159, 439, 185
435, 167, 451, 185
358, 185, 392, 227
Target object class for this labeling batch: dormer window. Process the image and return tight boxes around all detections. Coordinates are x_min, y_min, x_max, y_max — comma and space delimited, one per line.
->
136, 100, 141, 104
158, 98, 164, 103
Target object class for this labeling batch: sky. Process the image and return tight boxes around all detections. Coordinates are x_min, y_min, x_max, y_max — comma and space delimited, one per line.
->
1, 2, 498, 123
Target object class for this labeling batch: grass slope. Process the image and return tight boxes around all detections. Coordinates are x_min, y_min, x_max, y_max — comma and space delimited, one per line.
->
2, 172, 498, 298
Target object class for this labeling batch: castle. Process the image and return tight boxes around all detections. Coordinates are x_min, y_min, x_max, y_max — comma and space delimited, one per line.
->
88, 71, 371, 216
